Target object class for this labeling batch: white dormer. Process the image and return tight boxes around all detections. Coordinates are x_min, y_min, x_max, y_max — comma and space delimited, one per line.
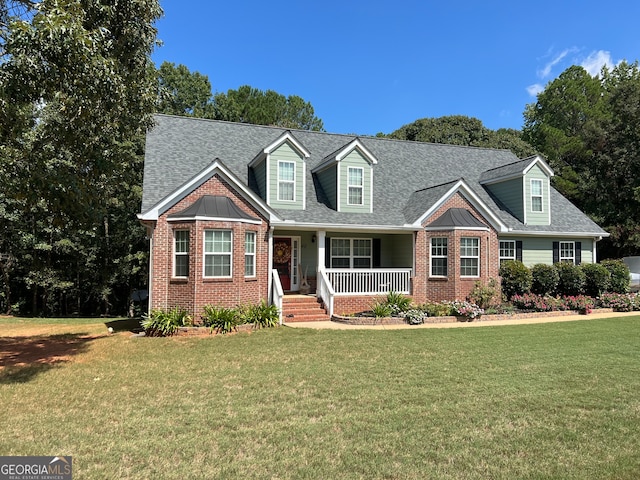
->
312, 138, 378, 213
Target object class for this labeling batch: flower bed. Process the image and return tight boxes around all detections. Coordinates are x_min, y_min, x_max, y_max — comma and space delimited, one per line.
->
331, 308, 615, 326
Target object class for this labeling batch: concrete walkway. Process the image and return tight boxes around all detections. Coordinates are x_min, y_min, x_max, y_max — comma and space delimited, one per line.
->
284, 310, 639, 330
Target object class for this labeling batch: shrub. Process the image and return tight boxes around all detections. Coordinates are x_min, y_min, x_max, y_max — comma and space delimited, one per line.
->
598, 292, 640, 311
202, 305, 240, 334
141, 307, 191, 336
562, 295, 596, 313
383, 291, 412, 314
601, 259, 630, 293
531, 263, 559, 296
468, 279, 499, 309
555, 262, 585, 296
499, 260, 532, 300
581, 263, 611, 297
511, 293, 557, 312
418, 301, 451, 317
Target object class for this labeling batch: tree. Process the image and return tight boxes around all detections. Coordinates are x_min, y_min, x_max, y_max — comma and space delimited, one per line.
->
156, 61, 214, 117
523, 61, 640, 257
213, 85, 324, 131
523, 65, 606, 204
0, 0, 162, 314
388, 115, 537, 158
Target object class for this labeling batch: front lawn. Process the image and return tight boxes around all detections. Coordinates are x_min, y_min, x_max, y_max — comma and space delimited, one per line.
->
1, 317, 640, 479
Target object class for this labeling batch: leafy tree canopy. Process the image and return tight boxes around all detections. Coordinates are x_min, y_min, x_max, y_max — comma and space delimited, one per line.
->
156, 61, 214, 117
388, 115, 537, 159
213, 85, 324, 131
0, 0, 162, 315
524, 61, 640, 257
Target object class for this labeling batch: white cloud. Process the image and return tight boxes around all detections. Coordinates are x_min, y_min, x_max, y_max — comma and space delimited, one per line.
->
526, 83, 544, 97
581, 50, 617, 76
537, 48, 579, 79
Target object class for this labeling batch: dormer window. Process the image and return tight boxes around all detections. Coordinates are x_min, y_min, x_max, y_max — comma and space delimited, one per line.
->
531, 179, 543, 213
348, 167, 364, 205
278, 161, 295, 202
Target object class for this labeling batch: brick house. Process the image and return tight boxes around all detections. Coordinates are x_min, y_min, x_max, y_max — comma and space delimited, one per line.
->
138, 115, 609, 320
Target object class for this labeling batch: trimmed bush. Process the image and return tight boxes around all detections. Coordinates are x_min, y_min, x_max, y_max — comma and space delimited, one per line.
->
499, 260, 532, 300
581, 263, 611, 297
555, 262, 585, 296
468, 279, 499, 309
531, 264, 559, 296
601, 259, 630, 293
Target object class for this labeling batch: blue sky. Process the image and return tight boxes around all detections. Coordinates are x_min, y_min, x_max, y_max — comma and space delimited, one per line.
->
152, 0, 640, 136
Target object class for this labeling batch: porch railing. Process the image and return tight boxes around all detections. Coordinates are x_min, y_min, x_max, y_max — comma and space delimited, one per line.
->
317, 269, 335, 317
324, 268, 412, 295
271, 269, 284, 325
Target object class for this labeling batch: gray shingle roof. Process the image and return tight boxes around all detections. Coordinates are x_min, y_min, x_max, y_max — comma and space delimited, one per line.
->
142, 114, 607, 236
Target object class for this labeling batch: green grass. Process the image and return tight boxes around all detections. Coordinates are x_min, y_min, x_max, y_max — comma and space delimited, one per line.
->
1, 317, 640, 479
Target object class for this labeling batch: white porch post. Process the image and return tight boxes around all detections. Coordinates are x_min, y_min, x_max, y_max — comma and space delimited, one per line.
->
317, 230, 326, 273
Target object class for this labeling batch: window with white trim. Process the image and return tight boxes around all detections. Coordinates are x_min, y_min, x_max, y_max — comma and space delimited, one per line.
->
560, 241, 575, 264
331, 238, 372, 268
245, 231, 256, 277
430, 238, 448, 277
460, 237, 480, 277
204, 230, 232, 278
499, 240, 516, 264
347, 167, 364, 205
173, 230, 189, 277
531, 179, 543, 213
278, 161, 295, 201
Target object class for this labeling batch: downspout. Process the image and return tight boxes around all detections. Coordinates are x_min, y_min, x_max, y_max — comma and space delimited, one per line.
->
267, 226, 274, 304
145, 223, 155, 313
593, 236, 602, 263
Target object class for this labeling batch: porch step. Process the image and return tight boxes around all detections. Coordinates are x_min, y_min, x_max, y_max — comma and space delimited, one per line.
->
282, 295, 329, 322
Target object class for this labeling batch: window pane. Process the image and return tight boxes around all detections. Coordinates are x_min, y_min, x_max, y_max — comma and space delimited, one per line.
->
348, 167, 363, 186
353, 257, 371, 268
532, 196, 542, 212
205, 254, 231, 277
331, 258, 350, 268
460, 238, 479, 256
245, 256, 255, 276
348, 186, 363, 205
332, 239, 351, 257
460, 258, 478, 276
175, 231, 189, 253
205, 230, 231, 253
431, 258, 447, 276
531, 180, 542, 195
245, 232, 256, 276
279, 181, 294, 201
431, 238, 448, 256
353, 239, 371, 257
279, 162, 295, 181
245, 232, 255, 254
175, 256, 189, 277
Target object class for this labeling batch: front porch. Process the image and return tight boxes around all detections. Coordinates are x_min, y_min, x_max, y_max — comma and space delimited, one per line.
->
270, 229, 416, 319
